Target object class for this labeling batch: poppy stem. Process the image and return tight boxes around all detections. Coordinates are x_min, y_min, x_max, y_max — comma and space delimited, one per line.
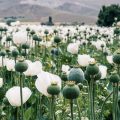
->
50, 95, 55, 120
17, 108, 19, 120
113, 83, 119, 120
57, 43, 59, 75
70, 99, 74, 120
20, 73, 24, 120
100, 91, 113, 120
89, 79, 95, 120
76, 99, 81, 120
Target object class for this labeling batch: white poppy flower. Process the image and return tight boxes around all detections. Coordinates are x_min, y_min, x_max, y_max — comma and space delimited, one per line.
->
0, 23, 7, 28
62, 65, 70, 74
35, 71, 61, 96
31, 61, 42, 76
5, 86, 32, 107
0, 57, 8, 67
76, 40, 81, 46
92, 40, 106, 50
13, 31, 27, 45
24, 61, 42, 76
67, 43, 79, 54
89, 58, 95, 63
78, 54, 91, 67
117, 21, 120, 27
6, 59, 15, 71
24, 60, 33, 76
1, 111, 6, 116
15, 21, 20, 26
106, 56, 113, 64
11, 21, 20, 26
0, 78, 3, 88
40, 41, 52, 48
99, 65, 107, 79
11, 22, 16, 27
9, 46, 17, 52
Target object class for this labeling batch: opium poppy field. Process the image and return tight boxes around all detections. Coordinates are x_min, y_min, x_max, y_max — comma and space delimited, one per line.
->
0, 22, 120, 120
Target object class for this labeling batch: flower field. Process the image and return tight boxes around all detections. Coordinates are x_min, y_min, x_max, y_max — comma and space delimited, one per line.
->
0, 21, 120, 120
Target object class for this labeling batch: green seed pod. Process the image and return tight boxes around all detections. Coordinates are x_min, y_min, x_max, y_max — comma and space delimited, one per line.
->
38, 37, 42, 42
85, 71, 101, 82
44, 30, 49, 35
101, 44, 104, 48
6, 36, 12, 42
0, 27, 3, 32
22, 43, 30, 49
12, 49, 19, 58
54, 36, 61, 44
63, 81, 80, 99
6, 48, 10, 53
68, 67, 84, 84
109, 72, 120, 83
15, 58, 28, 73
30, 30, 35, 35
103, 51, 108, 56
26, 27, 30, 32
54, 29, 58, 34
47, 82, 61, 95
3, 27, 7, 32
61, 72, 68, 82
3, 98, 9, 106
0, 50, 6, 57
86, 62, 99, 76
113, 51, 120, 64
33, 34, 39, 41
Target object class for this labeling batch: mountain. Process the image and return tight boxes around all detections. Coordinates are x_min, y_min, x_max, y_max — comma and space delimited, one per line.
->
56, 2, 99, 16
20, 0, 120, 8
0, 3, 97, 24
56, 0, 120, 16
0, 0, 120, 24
0, 4, 57, 19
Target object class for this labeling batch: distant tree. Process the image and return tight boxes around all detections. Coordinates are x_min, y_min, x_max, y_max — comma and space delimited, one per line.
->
97, 4, 120, 27
47, 16, 54, 26
41, 16, 54, 26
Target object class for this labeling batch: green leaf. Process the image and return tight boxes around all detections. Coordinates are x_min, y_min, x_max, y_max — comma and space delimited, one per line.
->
24, 107, 33, 120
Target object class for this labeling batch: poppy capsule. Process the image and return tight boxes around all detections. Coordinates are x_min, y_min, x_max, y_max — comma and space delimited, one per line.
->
63, 81, 80, 99
47, 82, 61, 96
15, 58, 28, 73
86, 62, 99, 76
